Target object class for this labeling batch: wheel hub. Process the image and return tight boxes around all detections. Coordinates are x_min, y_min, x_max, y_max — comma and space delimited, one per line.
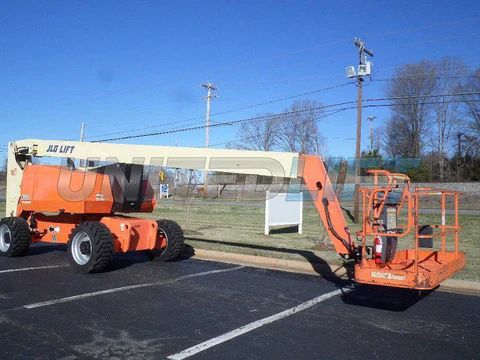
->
0, 224, 12, 252
71, 231, 92, 265
80, 241, 91, 255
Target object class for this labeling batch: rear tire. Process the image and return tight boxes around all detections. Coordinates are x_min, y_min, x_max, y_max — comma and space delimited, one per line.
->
148, 219, 185, 261
67, 221, 113, 273
0, 217, 31, 257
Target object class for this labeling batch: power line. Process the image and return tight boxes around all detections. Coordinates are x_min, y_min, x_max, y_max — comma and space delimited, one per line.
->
80, 63, 479, 141
211, 99, 480, 149
370, 56, 480, 81
208, 107, 355, 148
100, 98, 478, 148
93, 101, 355, 142
84, 81, 353, 140
214, 98, 480, 148
362, 98, 479, 109
364, 91, 480, 103
95, 97, 480, 143
373, 75, 478, 82
93, 92, 480, 143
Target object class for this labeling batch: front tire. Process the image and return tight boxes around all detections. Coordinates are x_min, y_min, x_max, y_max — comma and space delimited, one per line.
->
148, 219, 185, 261
0, 217, 31, 257
67, 221, 113, 273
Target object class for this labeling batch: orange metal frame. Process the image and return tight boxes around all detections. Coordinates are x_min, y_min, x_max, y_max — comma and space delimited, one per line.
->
354, 170, 465, 289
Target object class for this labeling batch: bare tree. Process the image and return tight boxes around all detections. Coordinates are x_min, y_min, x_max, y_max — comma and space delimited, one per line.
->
0, 157, 6, 182
234, 114, 280, 151
430, 58, 468, 180
232, 100, 326, 155
383, 115, 412, 158
462, 68, 480, 155
173, 169, 200, 230
385, 61, 437, 157
276, 100, 325, 154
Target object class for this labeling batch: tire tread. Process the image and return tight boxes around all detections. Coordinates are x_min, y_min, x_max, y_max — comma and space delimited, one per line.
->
155, 219, 185, 261
0, 217, 31, 257
67, 221, 113, 273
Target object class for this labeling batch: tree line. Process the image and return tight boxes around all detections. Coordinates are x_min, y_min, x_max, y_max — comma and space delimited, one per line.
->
381, 58, 480, 181
234, 58, 480, 182
232, 99, 326, 155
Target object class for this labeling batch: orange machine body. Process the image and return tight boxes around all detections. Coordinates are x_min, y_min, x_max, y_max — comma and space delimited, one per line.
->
16, 164, 163, 254
17, 165, 156, 215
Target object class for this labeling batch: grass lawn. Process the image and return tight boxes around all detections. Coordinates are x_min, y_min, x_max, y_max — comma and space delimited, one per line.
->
147, 199, 479, 281
1, 199, 478, 281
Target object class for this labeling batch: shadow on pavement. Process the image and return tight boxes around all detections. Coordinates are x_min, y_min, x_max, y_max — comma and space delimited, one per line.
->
25, 243, 195, 272
186, 238, 433, 311
26, 244, 67, 256
341, 284, 433, 311
109, 244, 196, 271
185, 237, 352, 287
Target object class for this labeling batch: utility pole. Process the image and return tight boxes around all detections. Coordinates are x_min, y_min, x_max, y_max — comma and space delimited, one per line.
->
201, 82, 216, 196
202, 82, 216, 148
80, 123, 85, 142
352, 37, 373, 223
367, 115, 376, 151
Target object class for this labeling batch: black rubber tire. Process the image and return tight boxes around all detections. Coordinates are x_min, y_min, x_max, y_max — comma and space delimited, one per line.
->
148, 219, 185, 261
67, 221, 114, 273
0, 217, 31, 257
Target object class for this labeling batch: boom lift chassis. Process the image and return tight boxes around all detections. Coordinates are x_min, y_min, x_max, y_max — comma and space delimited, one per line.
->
0, 139, 465, 289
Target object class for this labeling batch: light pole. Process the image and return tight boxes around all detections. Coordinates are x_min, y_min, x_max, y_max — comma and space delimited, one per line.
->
201, 82, 216, 196
80, 123, 85, 142
202, 82, 216, 149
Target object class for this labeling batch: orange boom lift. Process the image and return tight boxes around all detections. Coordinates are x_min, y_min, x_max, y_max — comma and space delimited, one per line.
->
1, 139, 465, 289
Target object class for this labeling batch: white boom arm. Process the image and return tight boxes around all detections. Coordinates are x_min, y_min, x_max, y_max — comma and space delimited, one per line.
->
6, 139, 299, 216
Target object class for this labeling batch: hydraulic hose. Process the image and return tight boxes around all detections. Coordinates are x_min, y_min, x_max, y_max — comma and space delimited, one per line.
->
322, 197, 354, 256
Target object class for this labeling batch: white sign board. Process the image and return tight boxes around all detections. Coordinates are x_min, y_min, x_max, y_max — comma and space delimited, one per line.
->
159, 183, 169, 198
265, 191, 303, 235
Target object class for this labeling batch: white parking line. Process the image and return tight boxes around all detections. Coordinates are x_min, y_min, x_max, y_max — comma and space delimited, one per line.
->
23, 265, 244, 309
167, 287, 352, 360
0, 265, 67, 274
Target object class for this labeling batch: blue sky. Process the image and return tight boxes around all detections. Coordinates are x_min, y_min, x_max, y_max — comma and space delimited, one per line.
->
1, 0, 479, 160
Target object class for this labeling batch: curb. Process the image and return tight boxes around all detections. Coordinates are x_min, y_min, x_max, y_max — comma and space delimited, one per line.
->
192, 248, 480, 295
193, 248, 348, 278
439, 279, 480, 295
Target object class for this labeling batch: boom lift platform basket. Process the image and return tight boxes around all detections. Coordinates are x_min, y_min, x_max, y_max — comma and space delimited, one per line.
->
354, 170, 465, 289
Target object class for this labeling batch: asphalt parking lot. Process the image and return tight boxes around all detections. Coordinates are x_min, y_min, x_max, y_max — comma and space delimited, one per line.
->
0, 244, 479, 360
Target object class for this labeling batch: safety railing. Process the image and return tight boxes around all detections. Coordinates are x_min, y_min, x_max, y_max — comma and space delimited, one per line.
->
413, 188, 461, 273
357, 180, 461, 274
